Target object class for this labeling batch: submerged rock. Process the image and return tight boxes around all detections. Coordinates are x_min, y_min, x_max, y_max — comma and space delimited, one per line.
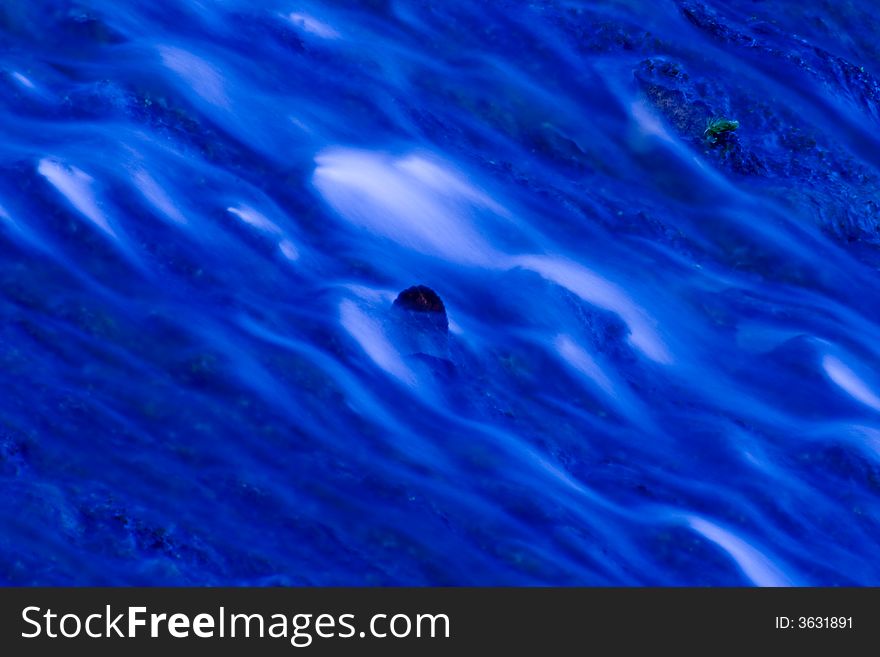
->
634, 52, 880, 251
390, 285, 450, 361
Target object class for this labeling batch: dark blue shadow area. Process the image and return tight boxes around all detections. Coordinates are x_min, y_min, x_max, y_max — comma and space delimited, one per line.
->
0, 0, 879, 585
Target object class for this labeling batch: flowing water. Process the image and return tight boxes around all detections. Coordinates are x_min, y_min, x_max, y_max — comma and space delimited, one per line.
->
1, 0, 879, 585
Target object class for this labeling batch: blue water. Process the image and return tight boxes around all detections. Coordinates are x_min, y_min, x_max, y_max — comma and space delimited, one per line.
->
1, 0, 879, 586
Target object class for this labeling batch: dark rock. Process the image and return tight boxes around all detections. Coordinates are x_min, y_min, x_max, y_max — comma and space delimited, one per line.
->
393, 285, 448, 329
390, 285, 450, 360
